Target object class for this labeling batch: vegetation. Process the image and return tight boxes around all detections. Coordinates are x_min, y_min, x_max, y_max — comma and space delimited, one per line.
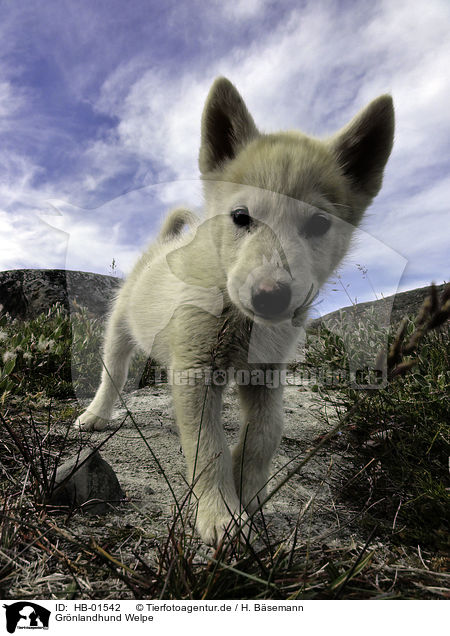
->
0, 303, 150, 401
305, 286, 450, 552
0, 285, 449, 599
0, 304, 100, 400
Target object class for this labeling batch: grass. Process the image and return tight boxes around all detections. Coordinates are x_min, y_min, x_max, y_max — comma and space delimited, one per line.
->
0, 284, 449, 599
0, 303, 152, 402
305, 284, 450, 553
0, 303, 101, 400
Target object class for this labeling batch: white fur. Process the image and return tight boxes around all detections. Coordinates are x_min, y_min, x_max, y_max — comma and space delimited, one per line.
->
75, 78, 394, 545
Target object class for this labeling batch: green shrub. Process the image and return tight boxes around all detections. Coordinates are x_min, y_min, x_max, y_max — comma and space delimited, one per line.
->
0, 304, 155, 403
305, 306, 450, 550
0, 305, 106, 400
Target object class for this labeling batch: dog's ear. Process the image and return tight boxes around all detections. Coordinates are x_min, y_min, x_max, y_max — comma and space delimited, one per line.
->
199, 77, 259, 173
330, 95, 395, 199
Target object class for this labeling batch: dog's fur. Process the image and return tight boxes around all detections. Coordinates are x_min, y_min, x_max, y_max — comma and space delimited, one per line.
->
75, 78, 394, 544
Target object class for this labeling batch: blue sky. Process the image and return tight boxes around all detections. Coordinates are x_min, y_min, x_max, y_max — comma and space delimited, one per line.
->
0, 0, 449, 315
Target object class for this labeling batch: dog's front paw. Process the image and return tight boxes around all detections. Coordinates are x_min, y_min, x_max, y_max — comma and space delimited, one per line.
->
238, 482, 267, 515
196, 499, 248, 546
233, 462, 269, 515
74, 411, 108, 432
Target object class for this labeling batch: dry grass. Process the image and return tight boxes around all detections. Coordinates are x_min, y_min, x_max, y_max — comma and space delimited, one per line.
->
0, 284, 449, 599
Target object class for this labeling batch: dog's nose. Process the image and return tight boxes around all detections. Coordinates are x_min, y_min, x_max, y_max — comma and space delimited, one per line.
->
251, 281, 291, 318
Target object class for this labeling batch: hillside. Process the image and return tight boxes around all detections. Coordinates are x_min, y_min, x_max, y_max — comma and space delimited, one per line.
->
311, 283, 447, 330
0, 268, 444, 325
0, 269, 120, 319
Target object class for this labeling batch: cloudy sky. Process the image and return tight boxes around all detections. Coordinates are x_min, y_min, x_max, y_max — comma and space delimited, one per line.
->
0, 0, 449, 315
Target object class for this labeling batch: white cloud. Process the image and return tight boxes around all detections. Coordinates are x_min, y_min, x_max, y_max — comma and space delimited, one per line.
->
213, 0, 272, 21
88, 0, 450, 186
0, 79, 24, 121
0, 209, 67, 270
84, 0, 449, 294
0, 0, 448, 304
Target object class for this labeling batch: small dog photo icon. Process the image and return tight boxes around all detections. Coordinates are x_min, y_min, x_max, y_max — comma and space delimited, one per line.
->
3, 603, 50, 634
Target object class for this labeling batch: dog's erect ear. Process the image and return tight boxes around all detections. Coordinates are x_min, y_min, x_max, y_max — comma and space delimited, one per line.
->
330, 95, 395, 199
199, 77, 259, 174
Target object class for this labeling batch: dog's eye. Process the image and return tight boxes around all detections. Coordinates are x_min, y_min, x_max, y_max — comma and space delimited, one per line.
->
231, 206, 252, 228
303, 212, 331, 238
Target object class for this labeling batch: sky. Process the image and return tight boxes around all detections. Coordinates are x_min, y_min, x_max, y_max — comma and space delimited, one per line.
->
0, 0, 449, 316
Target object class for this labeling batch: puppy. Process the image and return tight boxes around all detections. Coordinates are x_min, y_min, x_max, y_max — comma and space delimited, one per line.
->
75, 77, 394, 544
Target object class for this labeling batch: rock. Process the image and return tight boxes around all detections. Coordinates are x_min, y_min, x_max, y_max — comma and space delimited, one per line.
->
0, 269, 444, 328
0, 278, 28, 318
309, 283, 447, 331
0, 269, 121, 319
49, 449, 126, 514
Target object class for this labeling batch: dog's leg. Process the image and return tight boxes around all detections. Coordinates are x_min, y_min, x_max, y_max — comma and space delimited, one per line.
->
171, 377, 243, 545
74, 311, 135, 431
232, 384, 284, 513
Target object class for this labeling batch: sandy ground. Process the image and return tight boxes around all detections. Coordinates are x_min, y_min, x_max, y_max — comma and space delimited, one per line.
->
62, 378, 359, 554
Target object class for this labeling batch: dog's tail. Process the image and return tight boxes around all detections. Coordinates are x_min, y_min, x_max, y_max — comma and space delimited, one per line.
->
158, 207, 198, 241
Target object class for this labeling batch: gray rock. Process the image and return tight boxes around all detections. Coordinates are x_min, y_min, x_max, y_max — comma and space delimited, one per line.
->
49, 449, 126, 514
0, 277, 28, 318
309, 283, 447, 331
0, 269, 121, 319
0, 269, 444, 329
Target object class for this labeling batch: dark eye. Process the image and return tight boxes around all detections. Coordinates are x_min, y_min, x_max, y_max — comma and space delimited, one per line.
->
231, 206, 252, 227
303, 212, 331, 238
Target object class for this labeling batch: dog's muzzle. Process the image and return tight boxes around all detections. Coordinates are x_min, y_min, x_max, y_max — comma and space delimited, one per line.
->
251, 280, 291, 319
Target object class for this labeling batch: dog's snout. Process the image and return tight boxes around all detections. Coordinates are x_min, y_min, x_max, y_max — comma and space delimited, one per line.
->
251, 281, 291, 318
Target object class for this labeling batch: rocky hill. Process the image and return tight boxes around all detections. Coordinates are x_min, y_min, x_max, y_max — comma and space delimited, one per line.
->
0, 269, 121, 319
0, 268, 445, 325
310, 282, 446, 330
